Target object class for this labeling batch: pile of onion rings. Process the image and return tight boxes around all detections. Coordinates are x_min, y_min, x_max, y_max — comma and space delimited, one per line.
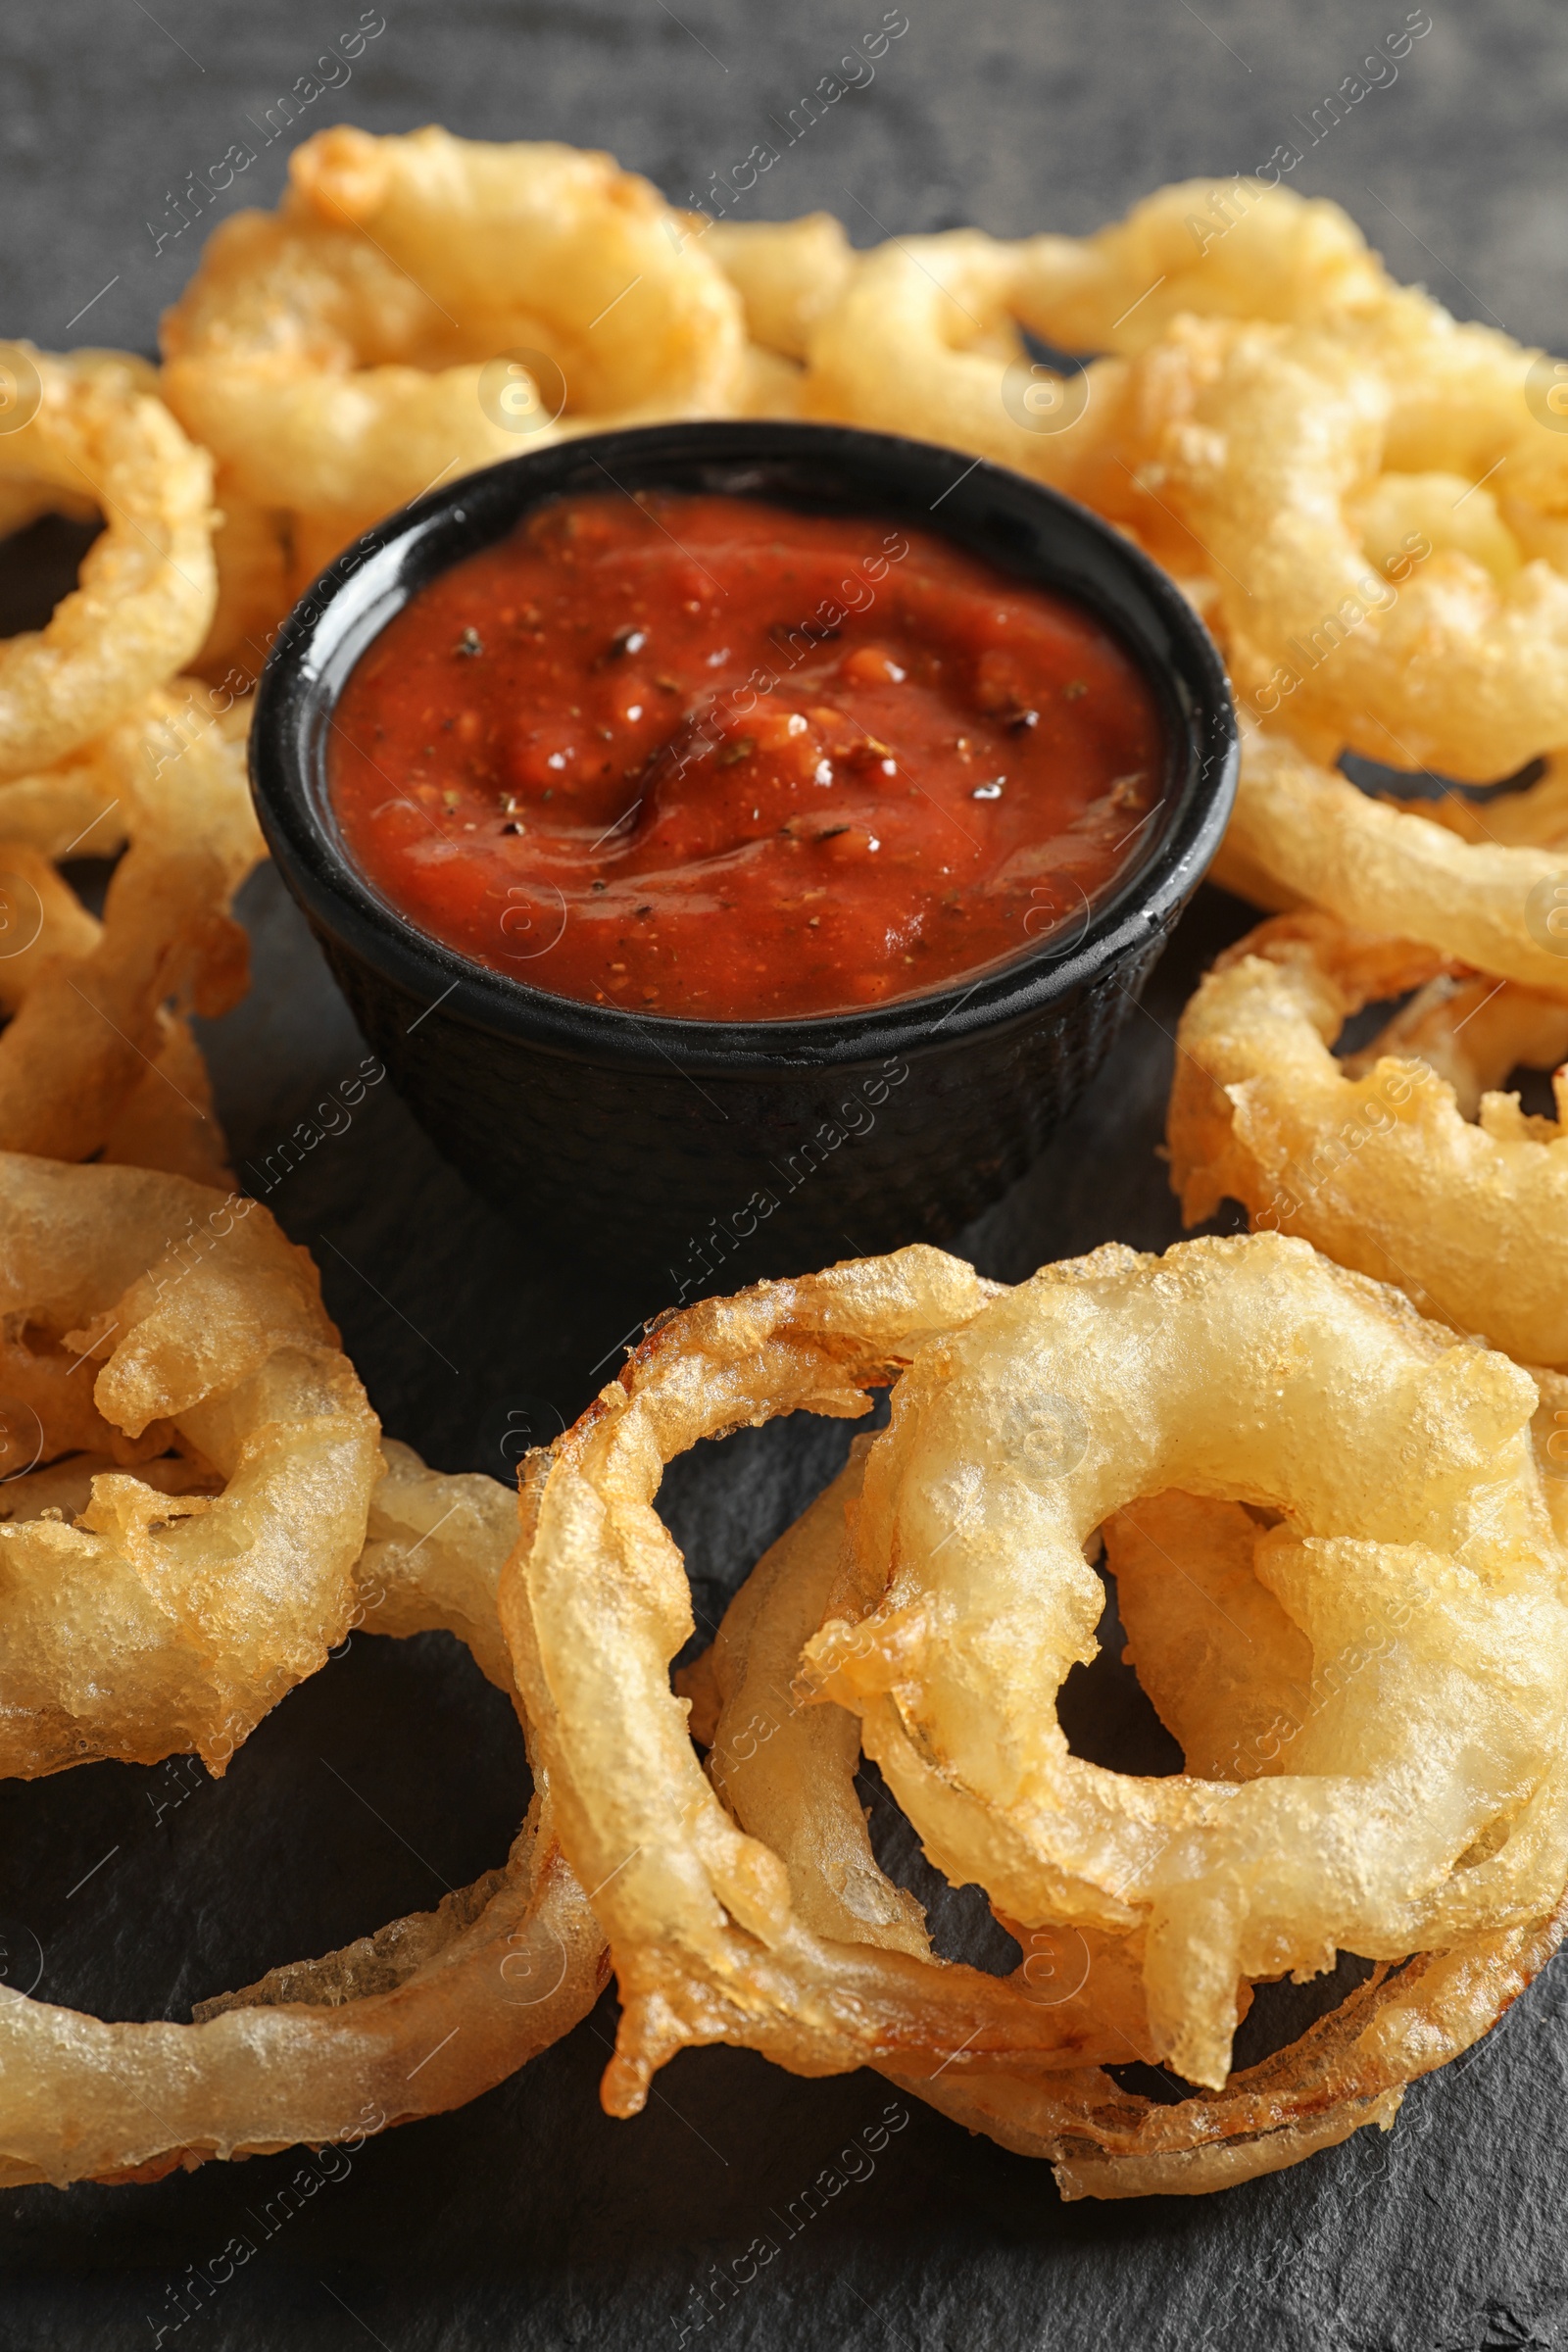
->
0, 1156, 604, 2185
504, 1239, 1568, 2196
8, 140, 1568, 2206
0, 342, 266, 1180
0, 688, 261, 1179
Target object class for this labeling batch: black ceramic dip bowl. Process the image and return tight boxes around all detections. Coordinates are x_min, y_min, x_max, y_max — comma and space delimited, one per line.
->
249, 420, 1237, 1287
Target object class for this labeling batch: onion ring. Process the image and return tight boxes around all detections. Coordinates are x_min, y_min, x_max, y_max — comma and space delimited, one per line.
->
706, 214, 856, 365
799, 230, 1118, 485
1043, 1901, 1568, 2197
0, 349, 216, 779
1169, 908, 1568, 1365
697, 1468, 1568, 2196
1085, 307, 1568, 780
803, 1237, 1568, 2089
1014, 177, 1395, 355
0, 686, 261, 1171
161, 125, 748, 553
702, 215, 857, 423
505, 1249, 1194, 2120
791, 181, 1396, 494
0, 1151, 380, 1776
1214, 730, 1568, 996
505, 1238, 1568, 2133
0, 1439, 604, 2186
682, 1440, 1157, 2029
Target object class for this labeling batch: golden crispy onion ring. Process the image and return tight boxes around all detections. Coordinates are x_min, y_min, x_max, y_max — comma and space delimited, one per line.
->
0, 1440, 604, 2186
0, 1152, 380, 1776
802, 1239, 1568, 2088
1014, 177, 1395, 355
918, 1497, 1568, 2196
681, 1442, 1158, 2024
191, 471, 294, 686
506, 1239, 1568, 2124
695, 1469, 1568, 2195
0, 840, 227, 1186
791, 181, 1396, 493
0, 686, 261, 1175
800, 230, 1120, 486
506, 1248, 1216, 2121
1169, 909, 1568, 1366
1028, 1903, 1567, 2199
0, 625, 244, 865
729, 187, 1568, 773
706, 214, 857, 365
0, 349, 216, 780
1086, 306, 1568, 779
161, 124, 748, 536
702, 214, 855, 423
1214, 731, 1568, 997
0, 734, 134, 864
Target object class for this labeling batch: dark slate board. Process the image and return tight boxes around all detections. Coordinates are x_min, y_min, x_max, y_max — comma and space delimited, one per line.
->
4, 5, 1568, 2345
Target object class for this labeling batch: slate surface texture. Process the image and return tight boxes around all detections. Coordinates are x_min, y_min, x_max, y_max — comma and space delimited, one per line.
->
2, 3, 1567, 2346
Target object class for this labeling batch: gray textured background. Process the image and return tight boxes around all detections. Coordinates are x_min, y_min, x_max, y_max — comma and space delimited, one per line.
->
4, 0, 1565, 354
3, 5, 1567, 2348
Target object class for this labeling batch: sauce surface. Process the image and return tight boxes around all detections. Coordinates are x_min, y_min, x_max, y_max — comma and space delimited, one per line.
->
329, 492, 1166, 1020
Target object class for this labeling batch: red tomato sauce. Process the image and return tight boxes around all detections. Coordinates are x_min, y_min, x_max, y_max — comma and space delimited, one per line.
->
328, 492, 1166, 1020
